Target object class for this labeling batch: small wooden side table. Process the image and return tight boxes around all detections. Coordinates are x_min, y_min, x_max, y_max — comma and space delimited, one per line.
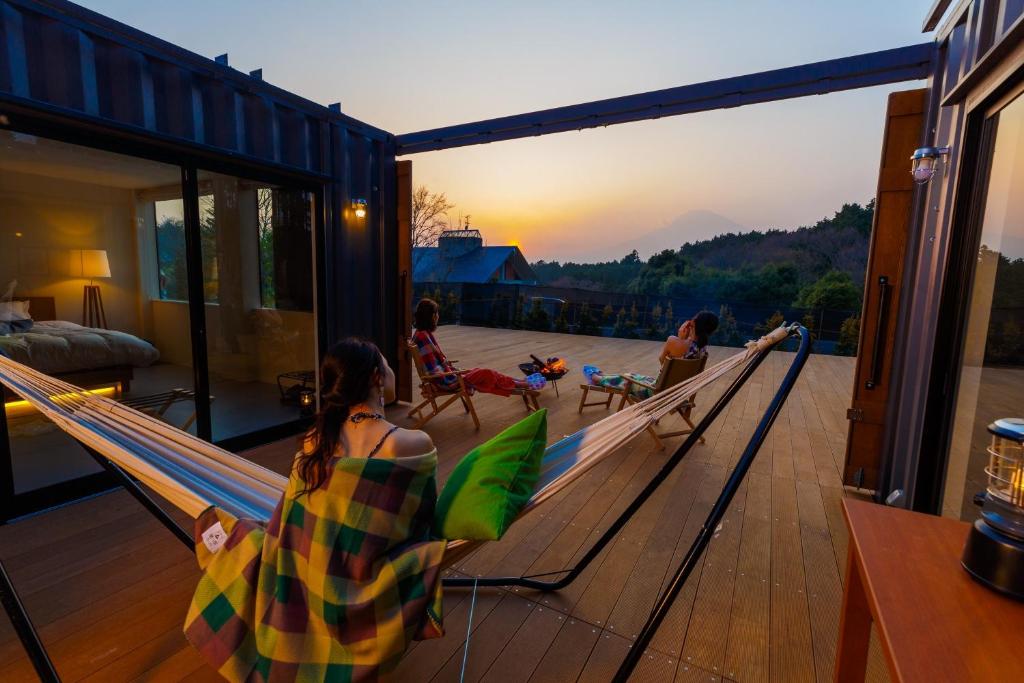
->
834, 499, 1024, 682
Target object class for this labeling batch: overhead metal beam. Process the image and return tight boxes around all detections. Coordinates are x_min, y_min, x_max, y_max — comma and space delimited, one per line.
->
396, 43, 934, 155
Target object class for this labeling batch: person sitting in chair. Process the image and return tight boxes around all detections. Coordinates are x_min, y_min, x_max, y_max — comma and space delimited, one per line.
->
412, 298, 545, 395
583, 311, 719, 400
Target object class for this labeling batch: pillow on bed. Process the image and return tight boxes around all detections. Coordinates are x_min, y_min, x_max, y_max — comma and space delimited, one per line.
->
433, 409, 547, 541
0, 301, 31, 322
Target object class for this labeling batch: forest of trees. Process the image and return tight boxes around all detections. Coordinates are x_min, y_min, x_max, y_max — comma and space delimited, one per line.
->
532, 202, 873, 311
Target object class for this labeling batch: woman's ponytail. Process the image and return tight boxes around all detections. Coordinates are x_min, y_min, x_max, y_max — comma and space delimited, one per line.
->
295, 338, 385, 495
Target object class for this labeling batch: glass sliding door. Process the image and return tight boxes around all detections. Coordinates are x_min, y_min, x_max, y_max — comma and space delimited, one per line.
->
196, 170, 317, 441
942, 92, 1024, 519
0, 130, 196, 501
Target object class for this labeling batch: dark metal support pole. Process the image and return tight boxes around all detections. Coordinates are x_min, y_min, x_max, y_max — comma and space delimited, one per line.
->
84, 447, 194, 551
181, 165, 213, 441
612, 326, 810, 682
0, 559, 60, 682
443, 338, 773, 590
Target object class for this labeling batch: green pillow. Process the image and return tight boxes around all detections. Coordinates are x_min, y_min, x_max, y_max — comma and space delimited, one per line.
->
434, 409, 547, 541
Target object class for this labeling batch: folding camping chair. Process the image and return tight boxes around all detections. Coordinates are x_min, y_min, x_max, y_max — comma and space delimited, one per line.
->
618, 355, 708, 449
406, 340, 480, 430
405, 340, 540, 431
577, 376, 623, 412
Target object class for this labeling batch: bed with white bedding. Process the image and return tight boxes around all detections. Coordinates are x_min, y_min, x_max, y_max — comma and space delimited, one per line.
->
0, 320, 160, 374
0, 297, 159, 397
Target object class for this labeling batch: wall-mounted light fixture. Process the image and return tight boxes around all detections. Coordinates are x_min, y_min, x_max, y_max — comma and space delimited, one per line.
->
910, 146, 951, 184
352, 199, 368, 219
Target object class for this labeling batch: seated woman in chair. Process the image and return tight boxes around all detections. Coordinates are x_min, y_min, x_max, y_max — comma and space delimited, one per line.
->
412, 298, 545, 395
584, 311, 719, 400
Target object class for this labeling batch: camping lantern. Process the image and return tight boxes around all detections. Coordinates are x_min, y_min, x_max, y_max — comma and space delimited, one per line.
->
299, 388, 316, 416
961, 418, 1024, 599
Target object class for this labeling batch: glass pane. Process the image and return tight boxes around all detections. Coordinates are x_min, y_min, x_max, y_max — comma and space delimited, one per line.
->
155, 199, 188, 301
197, 170, 317, 441
0, 130, 196, 496
943, 93, 1024, 519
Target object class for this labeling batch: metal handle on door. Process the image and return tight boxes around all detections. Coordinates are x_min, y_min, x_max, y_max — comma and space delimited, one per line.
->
865, 275, 891, 390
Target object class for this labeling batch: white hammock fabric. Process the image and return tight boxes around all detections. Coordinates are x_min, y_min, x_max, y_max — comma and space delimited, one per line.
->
0, 326, 790, 526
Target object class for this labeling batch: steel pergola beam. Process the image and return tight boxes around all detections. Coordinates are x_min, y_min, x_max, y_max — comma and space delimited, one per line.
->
396, 42, 934, 155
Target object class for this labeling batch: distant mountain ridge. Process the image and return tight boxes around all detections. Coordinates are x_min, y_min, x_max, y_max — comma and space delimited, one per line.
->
599, 209, 747, 261
671, 202, 872, 287
531, 202, 873, 295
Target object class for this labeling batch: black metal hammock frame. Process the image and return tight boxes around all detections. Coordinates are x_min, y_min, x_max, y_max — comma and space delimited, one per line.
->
1, 326, 810, 682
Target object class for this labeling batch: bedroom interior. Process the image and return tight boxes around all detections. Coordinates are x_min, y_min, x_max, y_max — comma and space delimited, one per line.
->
0, 129, 317, 501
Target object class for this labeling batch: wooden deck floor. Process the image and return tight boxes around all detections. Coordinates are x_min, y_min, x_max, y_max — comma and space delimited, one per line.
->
0, 327, 886, 682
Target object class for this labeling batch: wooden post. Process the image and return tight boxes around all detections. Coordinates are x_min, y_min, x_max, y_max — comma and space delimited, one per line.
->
396, 160, 413, 403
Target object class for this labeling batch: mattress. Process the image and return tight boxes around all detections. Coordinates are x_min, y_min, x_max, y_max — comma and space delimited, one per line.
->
0, 321, 160, 374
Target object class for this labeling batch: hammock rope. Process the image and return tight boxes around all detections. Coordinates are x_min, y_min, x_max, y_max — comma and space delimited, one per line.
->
0, 326, 791, 525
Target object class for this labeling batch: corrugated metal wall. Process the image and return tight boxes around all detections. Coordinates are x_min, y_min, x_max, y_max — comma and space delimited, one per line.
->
884, 0, 1024, 507
0, 0, 401, 363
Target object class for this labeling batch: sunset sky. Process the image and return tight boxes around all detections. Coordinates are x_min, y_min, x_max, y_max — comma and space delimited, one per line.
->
82, 0, 935, 261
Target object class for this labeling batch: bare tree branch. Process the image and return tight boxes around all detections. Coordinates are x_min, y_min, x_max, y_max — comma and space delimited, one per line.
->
412, 186, 455, 247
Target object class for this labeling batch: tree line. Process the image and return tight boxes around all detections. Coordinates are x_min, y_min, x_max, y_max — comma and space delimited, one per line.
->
532, 201, 873, 311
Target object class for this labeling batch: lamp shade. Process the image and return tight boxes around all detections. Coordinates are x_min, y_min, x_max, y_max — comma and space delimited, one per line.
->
72, 249, 111, 278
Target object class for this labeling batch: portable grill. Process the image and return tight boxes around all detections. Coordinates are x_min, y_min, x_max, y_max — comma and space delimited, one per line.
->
962, 418, 1024, 599
519, 355, 568, 396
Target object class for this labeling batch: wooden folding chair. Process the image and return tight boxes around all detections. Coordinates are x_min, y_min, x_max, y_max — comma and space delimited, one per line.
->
578, 380, 624, 413
618, 355, 709, 449
406, 341, 541, 431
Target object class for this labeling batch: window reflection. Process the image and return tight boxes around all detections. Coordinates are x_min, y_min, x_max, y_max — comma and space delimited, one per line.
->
196, 171, 317, 441
943, 93, 1024, 519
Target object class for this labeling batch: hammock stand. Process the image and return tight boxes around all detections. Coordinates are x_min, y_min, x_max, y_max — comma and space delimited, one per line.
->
0, 326, 808, 682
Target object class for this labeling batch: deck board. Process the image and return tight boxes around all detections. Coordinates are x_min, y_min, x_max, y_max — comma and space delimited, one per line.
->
0, 326, 881, 681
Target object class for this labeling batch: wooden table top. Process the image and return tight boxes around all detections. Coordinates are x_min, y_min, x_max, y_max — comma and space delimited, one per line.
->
844, 499, 1024, 682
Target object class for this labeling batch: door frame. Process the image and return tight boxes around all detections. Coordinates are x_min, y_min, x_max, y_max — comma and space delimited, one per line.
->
915, 71, 1024, 513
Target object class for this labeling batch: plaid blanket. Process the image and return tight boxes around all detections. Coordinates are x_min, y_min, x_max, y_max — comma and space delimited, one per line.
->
184, 452, 446, 682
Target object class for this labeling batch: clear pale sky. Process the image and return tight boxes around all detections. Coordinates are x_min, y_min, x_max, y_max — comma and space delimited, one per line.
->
81, 0, 936, 261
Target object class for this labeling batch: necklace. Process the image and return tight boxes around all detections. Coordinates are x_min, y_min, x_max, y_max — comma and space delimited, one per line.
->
348, 411, 385, 424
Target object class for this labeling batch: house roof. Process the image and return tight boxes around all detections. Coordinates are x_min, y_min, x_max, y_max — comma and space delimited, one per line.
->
412, 245, 536, 283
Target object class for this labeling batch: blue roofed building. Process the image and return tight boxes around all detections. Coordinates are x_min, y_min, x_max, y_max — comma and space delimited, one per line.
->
412, 230, 538, 284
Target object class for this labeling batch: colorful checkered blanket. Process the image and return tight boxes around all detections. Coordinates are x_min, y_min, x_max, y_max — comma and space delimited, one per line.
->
184, 451, 446, 682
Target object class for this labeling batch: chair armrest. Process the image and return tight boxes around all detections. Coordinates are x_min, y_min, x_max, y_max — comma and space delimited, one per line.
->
622, 375, 656, 390
419, 369, 470, 381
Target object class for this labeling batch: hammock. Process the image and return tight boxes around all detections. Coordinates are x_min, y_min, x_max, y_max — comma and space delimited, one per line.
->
0, 325, 803, 683
0, 326, 790, 535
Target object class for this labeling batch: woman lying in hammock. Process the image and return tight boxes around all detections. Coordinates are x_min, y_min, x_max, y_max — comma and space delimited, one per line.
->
185, 339, 448, 681
583, 311, 719, 400
412, 297, 546, 395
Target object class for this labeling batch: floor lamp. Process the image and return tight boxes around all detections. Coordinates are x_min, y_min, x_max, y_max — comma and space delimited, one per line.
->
74, 249, 111, 329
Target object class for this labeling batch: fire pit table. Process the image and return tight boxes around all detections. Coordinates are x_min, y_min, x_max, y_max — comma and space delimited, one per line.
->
519, 355, 569, 397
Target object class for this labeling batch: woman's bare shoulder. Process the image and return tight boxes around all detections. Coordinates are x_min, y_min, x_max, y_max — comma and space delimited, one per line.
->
389, 427, 435, 457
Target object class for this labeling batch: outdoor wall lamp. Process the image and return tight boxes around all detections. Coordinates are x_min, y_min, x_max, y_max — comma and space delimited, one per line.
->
352, 198, 368, 219
910, 146, 951, 184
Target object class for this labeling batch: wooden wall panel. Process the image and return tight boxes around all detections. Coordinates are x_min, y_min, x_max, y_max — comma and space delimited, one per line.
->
843, 88, 927, 490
